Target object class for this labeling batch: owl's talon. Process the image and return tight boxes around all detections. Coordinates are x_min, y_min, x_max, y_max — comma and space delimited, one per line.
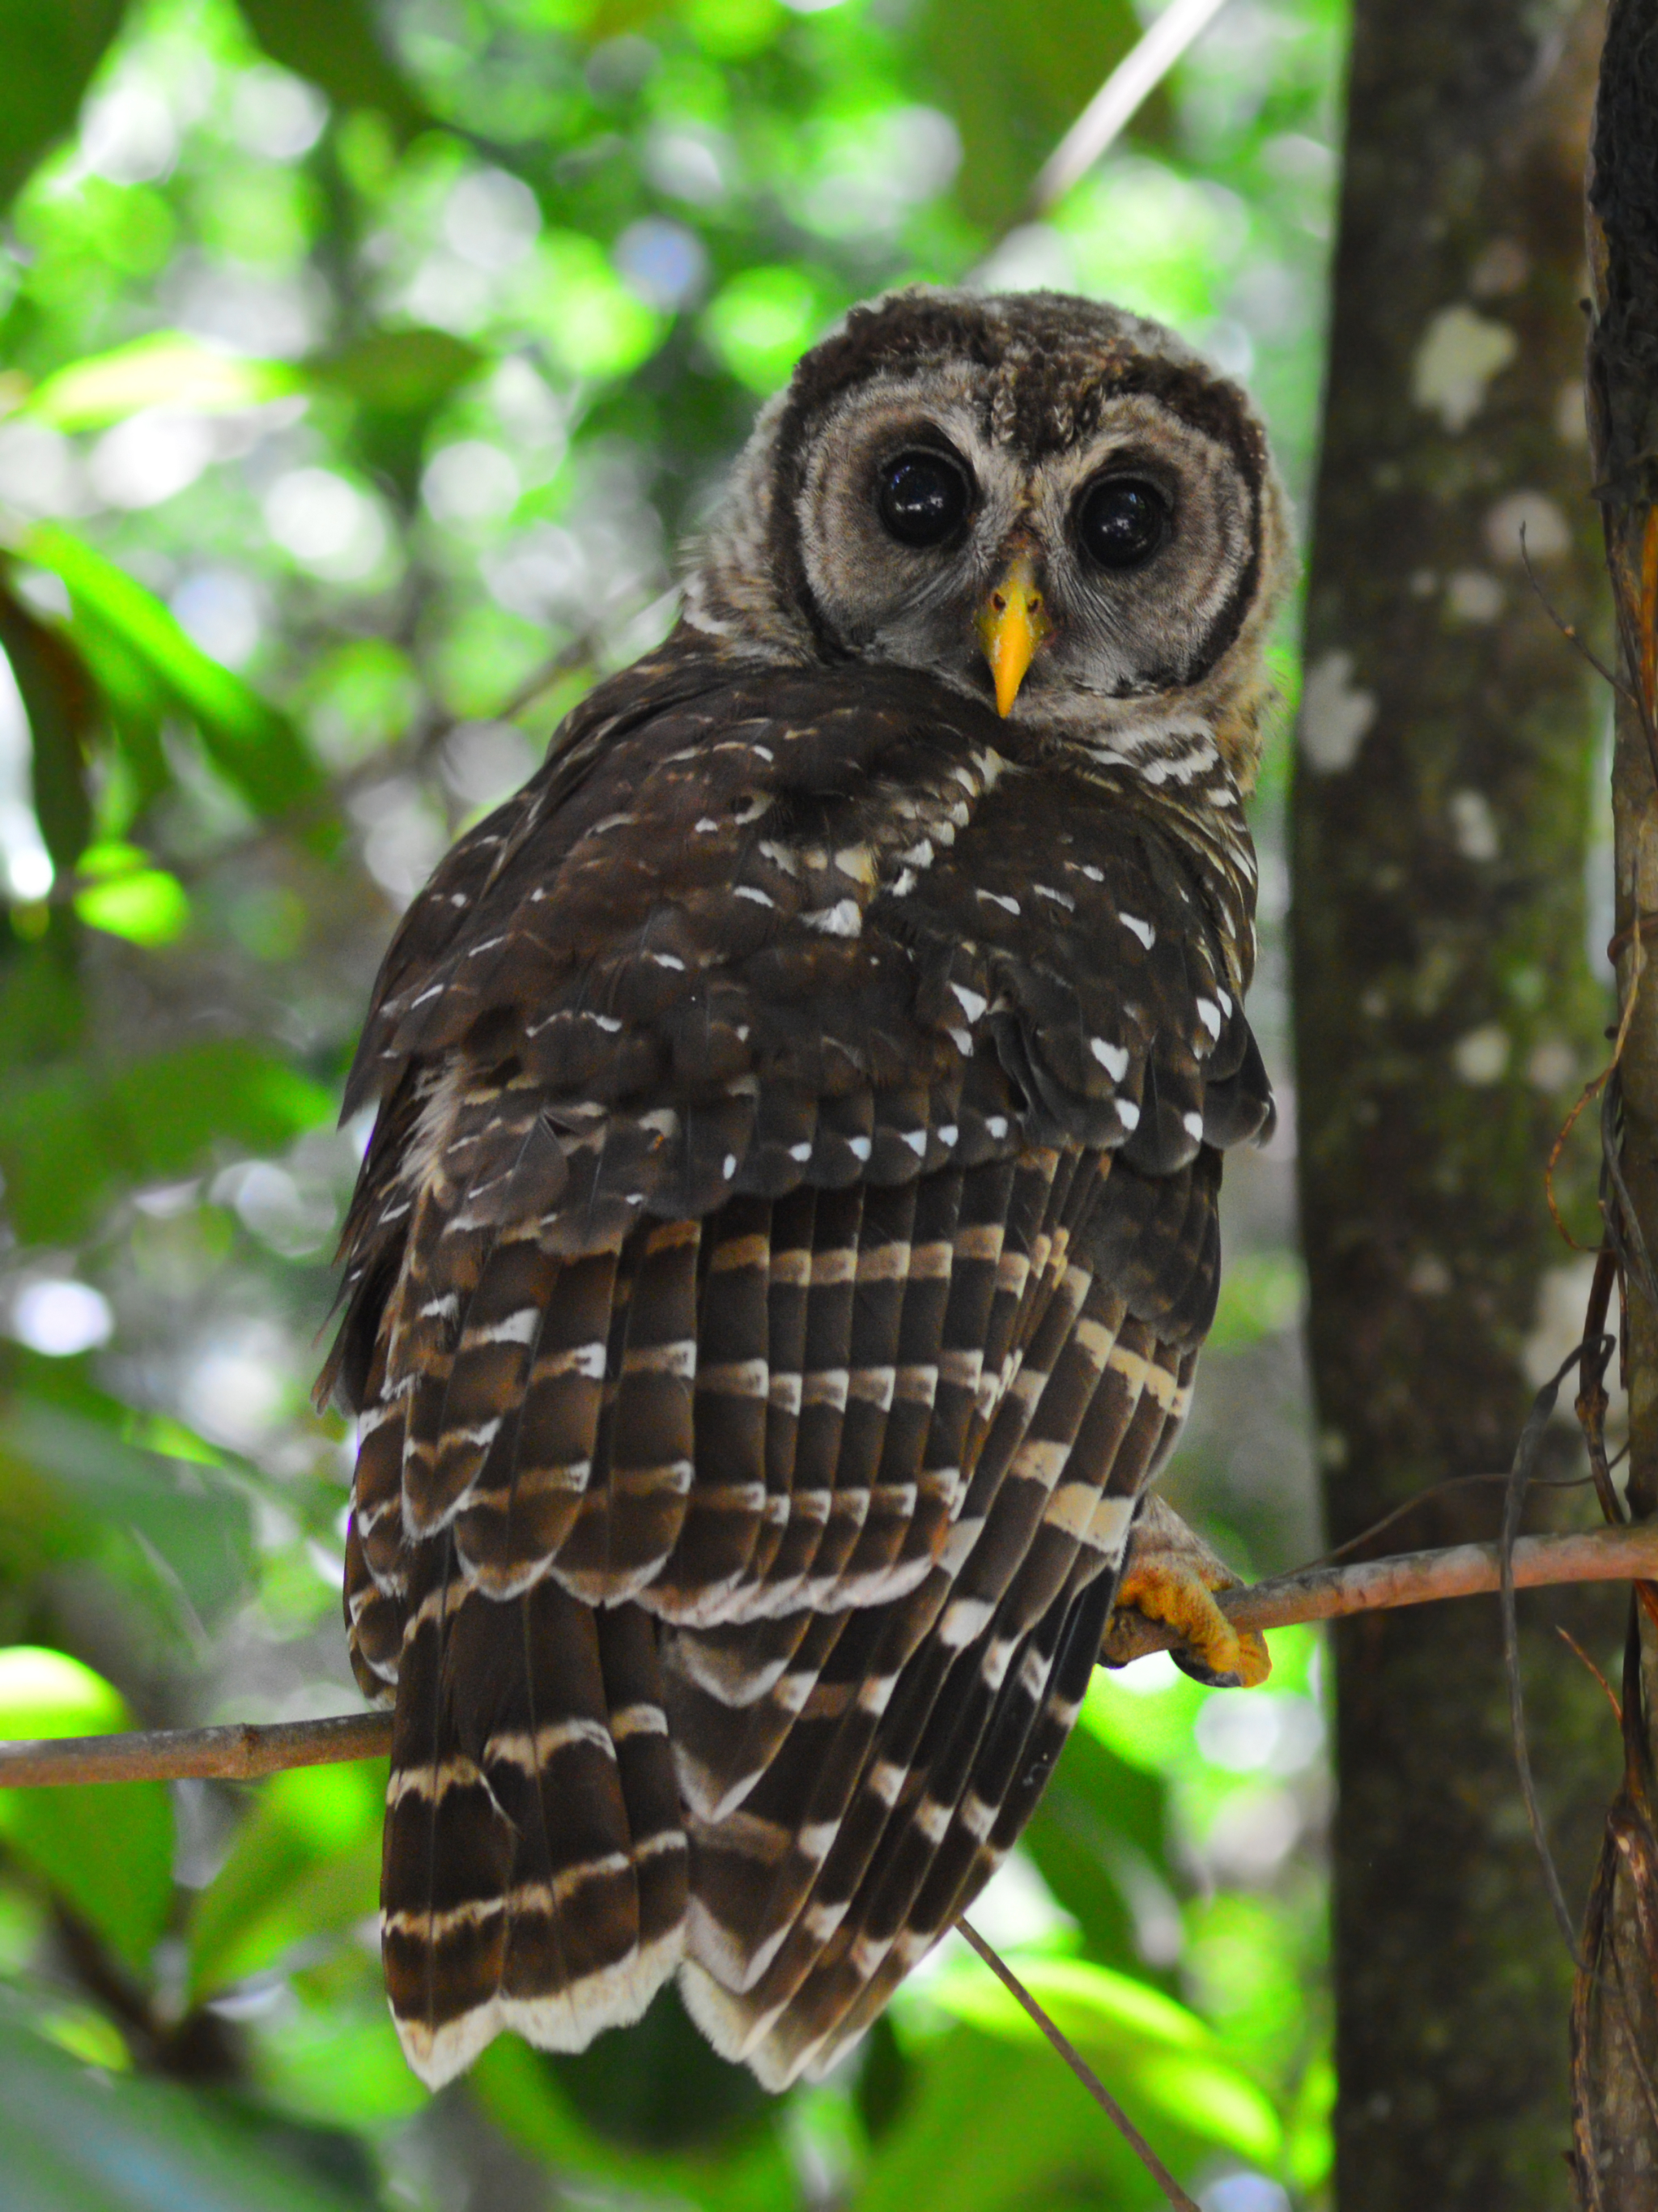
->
1103, 1496, 1271, 1687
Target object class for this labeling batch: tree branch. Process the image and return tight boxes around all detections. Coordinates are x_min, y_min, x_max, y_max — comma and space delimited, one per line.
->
1, 1523, 1653, 1789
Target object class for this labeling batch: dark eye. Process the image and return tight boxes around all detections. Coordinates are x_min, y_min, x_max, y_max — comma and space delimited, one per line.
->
876, 450, 970, 547
1078, 477, 1170, 570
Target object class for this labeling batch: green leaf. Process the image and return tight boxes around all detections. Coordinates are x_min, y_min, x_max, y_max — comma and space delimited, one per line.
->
0, 579, 95, 875
23, 525, 327, 823
234, 0, 431, 142
188, 1764, 383, 2001
0, 1035, 333, 1244
0, 2007, 372, 2212
915, 1953, 1282, 2167
1022, 1724, 1175, 1970
700, 264, 830, 393
0, 1391, 255, 1620
73, 844, 190, 946
857, 2031, 1167, 2212
518, 233, 667, 381
0, 0, 129, 213
309, 327, 485, 415
914, 0, 1150, 228
0, 1646, 174, 1973
253, 1984, 428, 2131
26, 333, 301, 431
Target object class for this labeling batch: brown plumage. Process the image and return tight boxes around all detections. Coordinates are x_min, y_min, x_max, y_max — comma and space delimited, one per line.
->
323, 286, 1289, 2091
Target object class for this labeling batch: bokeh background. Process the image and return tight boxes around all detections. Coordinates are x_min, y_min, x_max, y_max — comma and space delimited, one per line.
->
0, 2, 1344, 2206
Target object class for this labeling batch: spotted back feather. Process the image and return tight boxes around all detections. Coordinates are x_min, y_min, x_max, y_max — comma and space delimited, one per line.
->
325, 615, 1269, 2093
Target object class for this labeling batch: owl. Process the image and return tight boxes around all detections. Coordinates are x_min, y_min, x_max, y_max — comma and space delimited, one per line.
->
322, 287, 1290, 2095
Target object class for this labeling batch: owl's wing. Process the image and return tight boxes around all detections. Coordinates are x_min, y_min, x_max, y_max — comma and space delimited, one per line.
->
327, 629, 1270, 2087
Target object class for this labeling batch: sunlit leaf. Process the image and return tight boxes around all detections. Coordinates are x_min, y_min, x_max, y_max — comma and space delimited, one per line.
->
0, 2008, 371, 2212
27, 333, 302, 431
916, 1952, 1282, 2165
234, 0, 431, 141
858, 2031, 1167, 2212
0, 0, 128, 213
701, 264, 831, 393
520, 233, 666, 380
1135, 2052, 1282, 2164
73, 843, 190, 945
189, 1763, 382, 2001
0, 1646, 174, 1973
682, 0, 783, 62
23, 525, 327, 823
1057, 160, 1247, 333
253, 1986, 428, 2130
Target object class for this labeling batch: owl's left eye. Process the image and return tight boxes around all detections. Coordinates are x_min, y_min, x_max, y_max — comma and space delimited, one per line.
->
1077, 476, 1170, 570
876, 451, 971, 547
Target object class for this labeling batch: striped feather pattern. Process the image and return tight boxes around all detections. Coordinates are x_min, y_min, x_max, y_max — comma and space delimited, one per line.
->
326, 625, 1271, 2091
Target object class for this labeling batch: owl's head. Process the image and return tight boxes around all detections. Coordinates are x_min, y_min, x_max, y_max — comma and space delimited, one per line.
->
686, 287, 1292, 791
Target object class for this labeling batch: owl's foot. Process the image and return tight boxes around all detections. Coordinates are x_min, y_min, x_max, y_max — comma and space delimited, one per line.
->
1102, 1495, 1271, 1688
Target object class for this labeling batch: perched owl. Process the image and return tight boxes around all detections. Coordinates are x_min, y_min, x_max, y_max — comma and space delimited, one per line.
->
323, 287, 1289, 2095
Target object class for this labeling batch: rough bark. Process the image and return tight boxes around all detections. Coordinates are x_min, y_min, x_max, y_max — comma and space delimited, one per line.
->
1290, 2, 1620, 2203
1572, 5, 1658, 2199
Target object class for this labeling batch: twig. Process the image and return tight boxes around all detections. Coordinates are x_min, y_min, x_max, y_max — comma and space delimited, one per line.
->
0, 1710, 391, 1788
1101, 1519, 1658, 1664
1501, 1345, 1600, 1961
1031, 0, 1234, 212
954, 1918, 1201, 2212
10, 1525, 1658, 1786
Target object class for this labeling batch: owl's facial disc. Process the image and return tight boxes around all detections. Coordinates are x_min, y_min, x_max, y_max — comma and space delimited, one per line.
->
788, 376, 1261, 725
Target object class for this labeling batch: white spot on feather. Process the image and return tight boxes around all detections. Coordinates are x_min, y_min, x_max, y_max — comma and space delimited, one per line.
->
803, 900, 861, 937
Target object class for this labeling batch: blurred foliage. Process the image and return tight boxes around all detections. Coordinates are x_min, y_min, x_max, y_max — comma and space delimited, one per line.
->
0, 0, 1343, 2205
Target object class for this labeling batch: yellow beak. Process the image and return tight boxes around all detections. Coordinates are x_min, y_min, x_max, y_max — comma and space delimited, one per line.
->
976, 554, 1050, 717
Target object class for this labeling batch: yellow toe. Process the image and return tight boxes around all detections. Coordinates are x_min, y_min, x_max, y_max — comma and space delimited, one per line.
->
1114, 1559, 1271, 1687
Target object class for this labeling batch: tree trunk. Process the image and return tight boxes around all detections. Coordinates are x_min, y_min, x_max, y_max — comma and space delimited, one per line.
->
1571, 4, 1658, 2201
1290, 1, 1620, 2202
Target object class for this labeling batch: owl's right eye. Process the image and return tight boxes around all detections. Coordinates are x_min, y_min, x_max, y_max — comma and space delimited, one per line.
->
876, 451, 971, 547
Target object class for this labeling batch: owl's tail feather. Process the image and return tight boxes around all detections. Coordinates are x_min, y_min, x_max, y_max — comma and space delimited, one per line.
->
381, 1538, 687, 2088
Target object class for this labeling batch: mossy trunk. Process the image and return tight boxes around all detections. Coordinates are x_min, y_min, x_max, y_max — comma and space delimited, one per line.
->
1290, 1, 1621, 2201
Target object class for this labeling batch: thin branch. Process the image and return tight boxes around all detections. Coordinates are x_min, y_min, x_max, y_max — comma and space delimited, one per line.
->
954, 1918, 1201, 2212
1500, 1344, 1596, 1962
7, 1525, 1658, 1787
0, 1710, 393, 1789
1102, 1519, 1658, 1665
1031, 0, 1234, 212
